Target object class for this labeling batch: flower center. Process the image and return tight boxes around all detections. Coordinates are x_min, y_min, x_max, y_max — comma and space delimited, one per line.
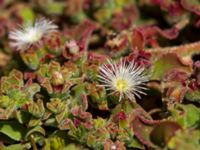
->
115, 79, 128, 92
26, 28, 42, 42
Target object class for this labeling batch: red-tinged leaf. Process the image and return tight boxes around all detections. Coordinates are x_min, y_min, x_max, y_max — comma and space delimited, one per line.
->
181, 0, 200, 16
104, 139, 126, 150
71, 106, 92, 120
195, 18, 200, 27
131, 29, 145, 51
112, 111, 126, 122
73, 118, 81, 128
80, 94, 88, 111
105, 32, 129, 56
138, 115, 161, 125
64, 19, 97, 51
140, 25, 179, 41
126, 50, 151, 68
150, 0, 184, 16
156, 27, 179, 40
82, 121, 94, 129
111, 4, 138, 31
88, 52, 109, 63
46, 98, 66, 114
163, 69, 188, 83
24, 72, 36, 81
106, 122, 119, 138
0, 17, 7, 38
166, 86, 188, 103
59, 119, 73, 130
150, 121, 182, 147
62, 40, 82, 60
161, 69, 189, 102
45, 33, 62, 50
132, 116, 155, 147
128, 109, 158, 147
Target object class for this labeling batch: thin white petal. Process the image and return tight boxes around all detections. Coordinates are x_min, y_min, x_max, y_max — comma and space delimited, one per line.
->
9, 18, 58, 51
98, 58, 149, 101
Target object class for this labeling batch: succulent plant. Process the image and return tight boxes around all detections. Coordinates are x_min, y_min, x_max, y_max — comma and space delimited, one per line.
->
1, 0, 200, 149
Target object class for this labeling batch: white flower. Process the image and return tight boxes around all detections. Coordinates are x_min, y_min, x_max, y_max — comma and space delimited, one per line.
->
98, 59, 149, 101
9, 18, 58, 51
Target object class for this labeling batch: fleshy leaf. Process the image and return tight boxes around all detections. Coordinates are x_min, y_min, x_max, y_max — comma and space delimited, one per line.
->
151, 53, 192, 80
25, 126, 45, 140
2, 143, 31, 150
185, 89, 200, 103
167, 129, 200, 150
20, 51, 40, 70
0, 121, 26, 141
131, 29, 145, 50
150, 121, 181, 147
19, 7, 35, 22
169, 104, 200, 128
132, 115, 156, 148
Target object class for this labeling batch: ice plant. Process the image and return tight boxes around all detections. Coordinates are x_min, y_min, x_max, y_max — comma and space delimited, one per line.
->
9, 18, 58, 51
2, 1, 200, 149
98, 59, 149, 101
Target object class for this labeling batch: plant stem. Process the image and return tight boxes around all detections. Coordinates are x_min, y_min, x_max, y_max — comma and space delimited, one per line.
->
147, 41, 200, 57
30, 134, 38, 150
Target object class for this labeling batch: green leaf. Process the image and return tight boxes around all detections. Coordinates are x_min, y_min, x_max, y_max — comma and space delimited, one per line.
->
19, 7, 35, 22
185, 89, 200, 103
72, 83, 87, 100
169, 104, 200, 128
151, 53, 192, 80
126, 137, 144, 149
45, 1, 66, 15
25, 126, 45, 140
167, 129, 200, 150
94, 1, 114, 24
0, 133, 16, 144
15, 110, 31, 124
63, 144, 89, 150
0, 121, 26, 141
179, 105, 200, 128
3, 143, 31, 150
44, 130, 88, 150
24, 83, 40, 99
93, 117, 106, 129
20, 51, 40, 70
